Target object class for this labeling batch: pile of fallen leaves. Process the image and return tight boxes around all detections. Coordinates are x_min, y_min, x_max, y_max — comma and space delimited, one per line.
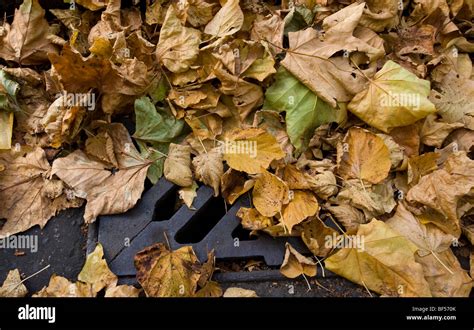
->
1, 0, 473, 297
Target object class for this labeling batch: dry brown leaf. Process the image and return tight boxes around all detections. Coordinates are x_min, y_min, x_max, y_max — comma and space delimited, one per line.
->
0, 148, 82, 237
301, 217, 338, 258
77, 244, 118, 294
407, 152, 474, 236
192, 147, 223, 196
220, 169, 255, 204
52, 124, 150, 223
0, 269, 28, 297
337, 128, 391, 184
156, 5, 201, 73
204, 0, 244, 38
34, 275, 95, 297
164, 143, 193, 187
0, 0, 58, 65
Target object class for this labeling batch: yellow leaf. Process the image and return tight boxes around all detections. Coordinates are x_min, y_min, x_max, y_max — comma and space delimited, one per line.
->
280, 243, 317, 279
348, 60, 436, 132
34, 275, 94, 297
325, 219, 432, 297
78, 244, 117, 294
223, 128, 285, 174
281, 190, 319, 232
337, 128, 391, 184
252, 170, 289, 217
236, 207, 273, 231
179, 182, 198, 209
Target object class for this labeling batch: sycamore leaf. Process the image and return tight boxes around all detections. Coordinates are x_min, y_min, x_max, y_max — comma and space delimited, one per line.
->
204, 0, 243, 38
281, 190, 319, 232
348, 61, 436, 132
0, 0, 58, 65
192, 148, 223, 196
360, 0, 400, 32
223, 128, 285, 174
134, 243, 202, 297
280, 243, 317, 279
78, 244, 118, 294
52, 124, 150, 223
164, 143, 193, 187
0, 269, 28, 297
236, 207, 273, 231
0, 148, 82, 237
223, 287, 258, 297
156, 6, 201, 73
337, 128, 391, 184
195, 281, 223, 297
325, 219, 432, 297
179, 181, 198, 209
264, 68, 347, 152
252, 170, 289, 217
407, 152, 474, 237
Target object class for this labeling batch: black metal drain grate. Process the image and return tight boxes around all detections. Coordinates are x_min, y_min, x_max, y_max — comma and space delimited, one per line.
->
87, 178, 315, 280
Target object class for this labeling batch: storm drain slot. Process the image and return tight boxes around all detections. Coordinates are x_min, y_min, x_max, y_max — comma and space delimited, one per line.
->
152, 186, 180, 221
174, 197, 227, 244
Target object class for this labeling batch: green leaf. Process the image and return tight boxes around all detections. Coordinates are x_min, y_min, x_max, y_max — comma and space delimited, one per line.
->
263, 68, 347, 153
133, 96, 184, 144
284, 6, 314, 36
133, 96, 186, 183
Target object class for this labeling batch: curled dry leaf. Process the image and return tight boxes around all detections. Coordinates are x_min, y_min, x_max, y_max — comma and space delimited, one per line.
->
179, 181, 198, 209
52, 124, 150, 223
164, 143, 193, 187
280, 243, 317, 279
192, 147, 224, 196
236, 207, 272, 231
